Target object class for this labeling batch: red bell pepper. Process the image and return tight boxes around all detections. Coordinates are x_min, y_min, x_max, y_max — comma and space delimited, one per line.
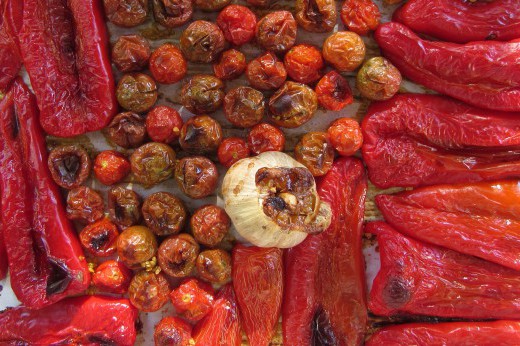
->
366, 321, 520, 346
362, 94, 520, 188
394, 0, 520, 43
19, 0, 116, 137
0, 183, 5, 281
368, 221, 520, 320
376, 180, 520, 271
232, 245, 283, 346
0, 0, 22, 93
0, 295, 138, 345
0, 78, 90, 308
283, 157, 368, 346
375, 22, 520, 112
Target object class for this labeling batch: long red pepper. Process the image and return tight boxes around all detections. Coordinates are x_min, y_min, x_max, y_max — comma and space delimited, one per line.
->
368, 221, 520, 320
283, 157, 368, 345
19, 0, 116, 137
375, 22, 520, 112
366, 321, 520, 346
0, 78, 90, 308
0, 295, 138, 345
0, 0, 22, 93
362, 94, 520, 188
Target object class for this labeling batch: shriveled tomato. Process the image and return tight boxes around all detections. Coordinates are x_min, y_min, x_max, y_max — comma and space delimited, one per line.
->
93, 150, 131, 186
170, 278, 215, 323
315, 71, 353, 111
294, 132, 335, 177
340, 0, 381, 36
247, 123, 285, 155
213, 49, 246, 80
149, 43, 187, 84
216, 5, 257, 46
145, 106, 183, 144
327, 117, 363, 156
217, 137, 250, 168
154, 316, 193, 346
284, 44, 324, 84
79, 218, 119, 257
92, 260, 133, 294
246, 52, 287, 91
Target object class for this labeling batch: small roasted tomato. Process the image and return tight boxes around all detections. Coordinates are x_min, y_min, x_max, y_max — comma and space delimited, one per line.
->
295, 0, 337, 33
323, 31, 366, 72
175, 156, 219, 199
154, 316, 193, 346
170, 278, 215, 322
196, 249, 232, 284
108, 186, 142, 228
327, 117, 363, 156
79, 218, 119, 257
180, 75, 225, 114
104, 112, 147, 149
190, 205, 230, 247
158, 234, 200, 277
340, 0, 381, 36
152, 0, 193, 28
284, 44, 324, 84
92, 260, 133, 294
103, 0, 148, 27
213, 49, 246, 81
216, 5, 257, 46
129, 271, 170, 312
218, 137, 250, 168
117, 225, 158, 268
149, 44, 187, 85
142, 192, 187, 236
269, 82, 318, 128
315, 71, 353, 111
130, 142, 176, 186
247, 123, 285, 155
356, 57, 402, 101
224, 86, 265, 128
180, 21, 226, 63
116, 73, 158, 113
246, 52, 287, 91
94, 150, 131, 186
256, 11, 297, 53
48, 145, 91, 190
112, 35, 151, 72
66, 186, 104, 224
294, 132, 334, 176
179, 115, 223, 154
194, 0, 230, 12
145, 106, 183, 144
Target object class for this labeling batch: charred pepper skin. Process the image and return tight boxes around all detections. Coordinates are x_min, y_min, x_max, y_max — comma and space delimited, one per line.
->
368, 222, 520, 320
283, 157, 367, 346
0, 79, 90, 309
375, 22, 520, 112
362, 94, 520, 188
0, 296, 138, 345
19, 0, 116, 137
0, 0, 22, 93
393, 0, 520, 43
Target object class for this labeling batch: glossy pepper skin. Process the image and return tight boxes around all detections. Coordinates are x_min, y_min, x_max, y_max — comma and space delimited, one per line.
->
19, 0, 116, 137
366, 321, 520, 346
375, 22, 520, 112
393, 0, 520, 43
362, 94, 520, 188
283, 157, 367, 346
0, 296, 138, 345
0, 0, 22, 93
0, 79, 90, 308
368, 221, 520, 320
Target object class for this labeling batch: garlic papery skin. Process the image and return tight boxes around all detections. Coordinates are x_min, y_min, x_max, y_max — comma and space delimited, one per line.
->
222, 151, 332, 248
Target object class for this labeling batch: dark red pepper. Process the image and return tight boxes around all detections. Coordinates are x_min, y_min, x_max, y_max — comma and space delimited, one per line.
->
283, 157, 367, 345
393, 0, 520, 43
368, 221, 520, 320
0, 79, 90, 308
0, 295, 138, 345
19, 0, 116, 137
362, 94, 520, 188
375, 22, 520, 112
0, 0, 22, 93
0, 205, 5, 280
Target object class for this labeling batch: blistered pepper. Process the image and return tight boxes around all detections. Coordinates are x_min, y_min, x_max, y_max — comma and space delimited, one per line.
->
368, 221, 520, 320
19, 0, 116, 137
375, 22, 520, 112
362, 94, 520, 188
0, 0, 22, 93
283, 157, 367, 345
0, 79, 90, 308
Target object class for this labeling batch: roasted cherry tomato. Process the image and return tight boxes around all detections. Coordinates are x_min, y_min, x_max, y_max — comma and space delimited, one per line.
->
48, 145, 91, 190
170, 278, 215, 323
218, 137, 251, 168
340, 0, 381, 36
142, 192, 187, 236
327, 117, 363, 156
256, 11, 297, 53
130, 142, 176, 186
149, 43, 187, 85
284, 44, 324, 84
356, 57, 402, 101
180, 20, 226, 63
247, 123, 286, 155
323, 31, 366, 72
66, 186, 104, 224
79, 218, 119, 257
179, 115, 223, 154
108, 186, 142, 228
294, 132, 334, 176
196, 249, 232, 284
117, 225, 158, 268
158, 233, 200, 278
190, 205, 231, 247
92, 260, 133, 294
216, 5, 257, 46
246, 52, 287, 91
145, 106, 183, 144
104, 112, 147, 149
152, 0, 193, 28
194, 0, 230, 12
180, 75, 225, 115
129, 271, 170, 312
315, 71, 353, 111
112, 34, 151, 72
154, 316, 194, 346
295, 0, 337, 33
213, 49, 246, 81
103, 0, 148, 27
94, 150, 131, 186
116, 73, 158, 113
175, 156, 219, 199
269, 82, 318, 128
224, 86, 265, 128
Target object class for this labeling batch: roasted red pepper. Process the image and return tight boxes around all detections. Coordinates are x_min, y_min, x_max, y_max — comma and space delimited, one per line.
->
375, 22, 520, 112
0, 203, 6, 280
283, 157, 367, 345
366, 321, 520, 346
232, 245, 283, 346
362, 94, 520, 188
0, 0, 22, 93
368, 221, 520, 320
19, 0, 116, 137
0, 295, 138, 345
394, 0, 520, 43
0, 79, 90, 308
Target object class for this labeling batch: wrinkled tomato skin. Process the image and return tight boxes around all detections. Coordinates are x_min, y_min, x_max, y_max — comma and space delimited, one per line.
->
223, 86, 265, 128
170, 278, 215, 323
232, 245, 283, 346
217, 5, 257, 46
323, 31, 366, 72
152, 0, 193, 28
196, 249, 232, 284
295, 0, 337, 33
111, 34, 151, 73
315, 71, 353, 111
268, 82, 318, 128
213, 49, 246, 81
247, 123, 286, 155
246, 52, 287, 91
179, 115, 223, 154
190, 205, 231, 247
341, 0, 381, 36
116, 73, 158, 113
94, 150, 131, 186
145, 106, 183, 144
327, 117, 363, 156
256, 11, 297, 53
108, 187, 142, 228
104, 112, 147, 149
48, 145, 92, 190
103, 0, 148, 27
284, 44, 324, 84
154, 316, 194, 346
128, 271, 170, 312
92, 260, 133, 294
180, 20, 226, 63
66, 186, 105, 224
180, 75, 225, 115
149, 43, 187, 84
218, 137, 251, 168
175, 156, 219, 199
79, 218, 119, 257
294, 131, 335, 177
158, 234, 200, 278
